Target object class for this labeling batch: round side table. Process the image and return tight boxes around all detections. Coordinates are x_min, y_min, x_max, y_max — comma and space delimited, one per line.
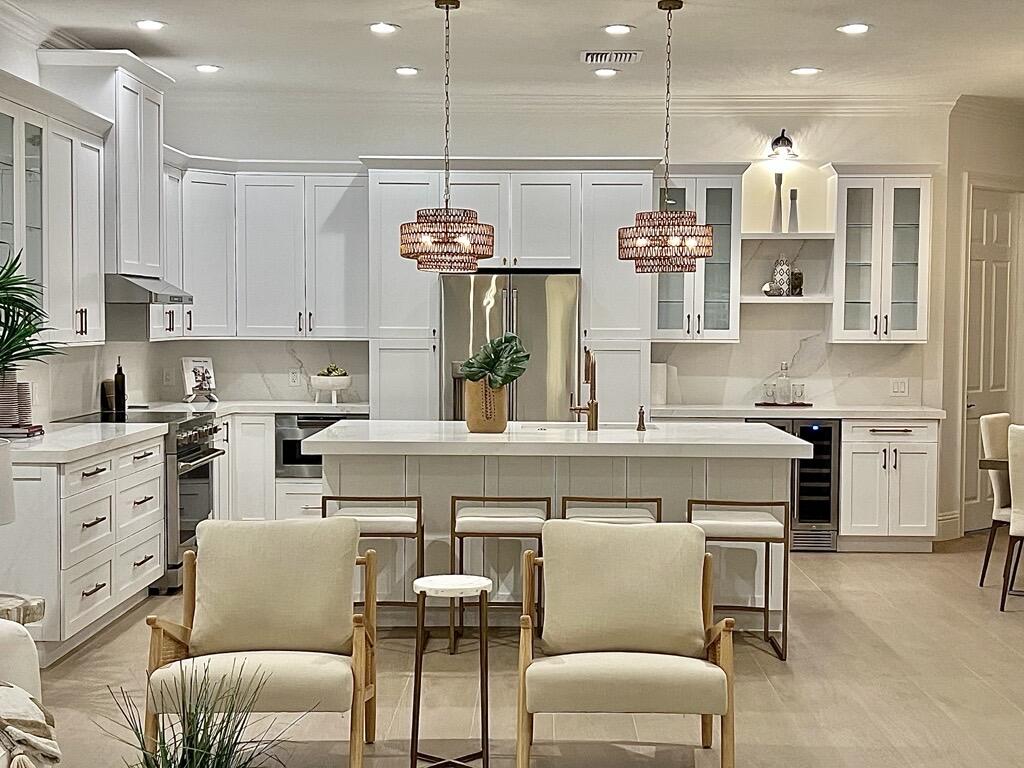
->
411, 574, 493, 768
0, 593, 45, 625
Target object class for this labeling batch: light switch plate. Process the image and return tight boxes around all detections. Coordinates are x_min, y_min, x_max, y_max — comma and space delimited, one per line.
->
288, 369, 302, 387
890, 377, 910, 398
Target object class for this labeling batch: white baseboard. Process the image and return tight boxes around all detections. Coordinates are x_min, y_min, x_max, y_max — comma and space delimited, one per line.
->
838, 536, 933, 553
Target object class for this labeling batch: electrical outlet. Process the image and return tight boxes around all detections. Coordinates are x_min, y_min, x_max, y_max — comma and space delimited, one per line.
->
162, 368, 175, 386
890, 377, 910, 398
288, 369, 302, 387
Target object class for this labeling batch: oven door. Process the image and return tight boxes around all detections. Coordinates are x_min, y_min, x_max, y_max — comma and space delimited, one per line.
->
175, 447, 225, 561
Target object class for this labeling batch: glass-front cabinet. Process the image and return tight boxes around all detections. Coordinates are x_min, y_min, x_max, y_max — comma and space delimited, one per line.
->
654, 175, 742, 341
0, 98, 46, 295
832, 175, 931, 343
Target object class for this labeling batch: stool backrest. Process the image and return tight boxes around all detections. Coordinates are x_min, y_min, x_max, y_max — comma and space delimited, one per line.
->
1010, 425, 1024, 517
981, 413, 1011, 510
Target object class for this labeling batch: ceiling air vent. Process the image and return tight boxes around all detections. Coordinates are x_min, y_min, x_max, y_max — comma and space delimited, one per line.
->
580, 50, 644, 66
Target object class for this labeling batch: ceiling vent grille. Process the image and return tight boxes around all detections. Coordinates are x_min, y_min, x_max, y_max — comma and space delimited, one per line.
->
580, 50, 644, 65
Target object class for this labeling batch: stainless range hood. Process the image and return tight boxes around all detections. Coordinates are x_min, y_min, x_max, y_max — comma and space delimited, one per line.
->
104, 274, 193, 305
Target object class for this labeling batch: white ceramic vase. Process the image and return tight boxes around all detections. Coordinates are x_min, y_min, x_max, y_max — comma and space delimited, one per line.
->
311, 375, 352, 405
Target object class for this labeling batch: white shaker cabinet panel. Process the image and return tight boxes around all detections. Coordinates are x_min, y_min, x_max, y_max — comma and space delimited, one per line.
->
45, 122, 76, 343
235, 175, 305, 337
510, 173, 581, 269
583, 340, 651, 423
839, 442, 889, 536
182, 171, 236, 337
227, 414, 275, 521
369, 171, 441, 338
75, 135, 105, 344
888, 442, 937, 537
581, 173, 653, 340
305, 176, 369, 338
138, 85, 163, 276
449, 171, 509, 266
370, 339, 439, 420
151, 166, 184, 340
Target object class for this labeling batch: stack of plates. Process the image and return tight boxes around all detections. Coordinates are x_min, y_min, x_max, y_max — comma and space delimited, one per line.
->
16, 382, 32, 427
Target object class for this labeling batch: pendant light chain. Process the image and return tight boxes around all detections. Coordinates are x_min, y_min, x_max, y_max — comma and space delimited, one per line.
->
663, 7, 673, 195
443, 3, 452, 209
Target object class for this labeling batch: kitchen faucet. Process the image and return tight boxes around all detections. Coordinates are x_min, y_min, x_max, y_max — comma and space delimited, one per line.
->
570, 348, 599, 431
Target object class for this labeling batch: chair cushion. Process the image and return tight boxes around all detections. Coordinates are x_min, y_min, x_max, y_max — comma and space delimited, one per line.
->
190, 517, 359, 656
1011, 427, 1024, 537
994, 505, 1011, 523
541, 520, 707, 658
691, 509, 784, 540
526, 652, 727, 716
564, 506, 656, 524
456, 506, 545, 534
329, 506, 418, 535
148, 651, 353, 714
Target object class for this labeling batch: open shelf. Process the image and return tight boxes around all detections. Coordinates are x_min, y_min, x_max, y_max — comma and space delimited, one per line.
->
741, 295, 833, 305
741, 232, 836, 241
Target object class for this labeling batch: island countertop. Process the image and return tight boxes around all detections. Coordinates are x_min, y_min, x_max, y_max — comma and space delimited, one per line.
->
303, 420, 814, 459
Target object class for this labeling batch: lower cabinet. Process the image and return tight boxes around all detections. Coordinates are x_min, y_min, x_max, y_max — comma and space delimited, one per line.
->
228, 414, 276, 520
275, 480, 323, 520
370, 339, 439, 420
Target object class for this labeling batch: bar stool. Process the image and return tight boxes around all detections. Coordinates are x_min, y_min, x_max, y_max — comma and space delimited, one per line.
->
687, 498, 790, 660
449, 495, 551, 653
322, 495, 424, 606
979, 413, 1012, 587
560, 495, 663, 524
411, 574, 492, 768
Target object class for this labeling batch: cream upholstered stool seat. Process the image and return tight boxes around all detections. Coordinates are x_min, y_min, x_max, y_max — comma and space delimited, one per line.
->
560, 495, 662, 524
980, 413, 1013, 587
455, 506, 546, 535
690, 508, 785, 539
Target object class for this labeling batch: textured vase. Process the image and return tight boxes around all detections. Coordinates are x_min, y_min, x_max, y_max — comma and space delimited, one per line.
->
464, 379, 508, 434
788, 188, 799, 233
772, 258, 792, 296
771, 173, 784, 233
0, 370, 18, 427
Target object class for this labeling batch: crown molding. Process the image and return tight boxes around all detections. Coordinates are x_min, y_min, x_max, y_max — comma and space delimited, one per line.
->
0, 0, 90, 51
163, 145, 365, 174
952, 95, 1024, 128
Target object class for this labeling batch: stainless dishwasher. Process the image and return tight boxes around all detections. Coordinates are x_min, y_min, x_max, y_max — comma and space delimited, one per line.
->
275, 413, 368, 478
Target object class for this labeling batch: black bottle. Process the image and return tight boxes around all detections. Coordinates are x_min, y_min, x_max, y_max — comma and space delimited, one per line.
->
113, 356, 127, 420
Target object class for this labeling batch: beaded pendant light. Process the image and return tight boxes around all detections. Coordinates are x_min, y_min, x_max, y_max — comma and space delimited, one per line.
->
400, 0, 494, 273
618, 0, 712, 273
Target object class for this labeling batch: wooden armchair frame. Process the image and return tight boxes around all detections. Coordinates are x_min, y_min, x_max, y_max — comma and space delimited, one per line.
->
516, 550, 734, 768
143, 548, 378, 768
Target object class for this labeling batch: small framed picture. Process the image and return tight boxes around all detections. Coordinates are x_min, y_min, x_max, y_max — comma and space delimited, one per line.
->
181, 357, 217, 400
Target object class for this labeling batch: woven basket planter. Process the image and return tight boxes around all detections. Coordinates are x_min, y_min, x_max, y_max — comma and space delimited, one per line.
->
464, 379, 508, 434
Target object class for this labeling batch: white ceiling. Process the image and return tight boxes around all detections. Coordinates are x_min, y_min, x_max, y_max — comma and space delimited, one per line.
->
20, 0, 1024, 103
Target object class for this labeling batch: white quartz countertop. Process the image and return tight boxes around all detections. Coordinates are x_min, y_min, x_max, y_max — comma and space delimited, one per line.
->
8, 422, 169, 464
140, 400, 370, 417
651, 404, 947, 420
304, 420, 814, 459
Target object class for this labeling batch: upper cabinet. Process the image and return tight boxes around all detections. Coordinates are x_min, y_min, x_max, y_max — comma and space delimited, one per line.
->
182, 171, 235, 337
832, 174, 931, 343
0, 97, 46, 291
509, 173, 581, 269
653, 174, 742, 342
150, 165, 184, 340
449, 172, 510, 266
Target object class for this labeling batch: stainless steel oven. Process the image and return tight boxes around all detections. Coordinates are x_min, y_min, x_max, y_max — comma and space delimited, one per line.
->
275, 413, 367, 478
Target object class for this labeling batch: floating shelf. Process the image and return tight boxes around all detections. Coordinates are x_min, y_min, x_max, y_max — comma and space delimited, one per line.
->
741, 295, 833, 305
741, 232, 836, 241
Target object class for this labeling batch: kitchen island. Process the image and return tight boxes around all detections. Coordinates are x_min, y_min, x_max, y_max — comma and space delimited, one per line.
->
304, 420, 813, 619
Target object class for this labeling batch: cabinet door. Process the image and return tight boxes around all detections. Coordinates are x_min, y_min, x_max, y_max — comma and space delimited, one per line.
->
449, 171, 509, 266
228, 415, 275, 521
182, 171, 236, 336
693, 177, 741, 341
212, 419, 231, 520
0, 103, 15, 267
151, 166, 184, 340
370, 339, 438, 420
839, 442, 889, 536
581, 173, 653, 340
236, 175, 305, 337
833, 178, 884, 342
881, 178, 930, 342
369, 171, 441, 338
510, 173, 581, 269
653, 177, 698, 339
583, 340, 651, 423
45, 121, 76, 343
75, 134, 105, 343
138, 84, 163, 277
305, 176, 369, 338
888, 442, 937, 536
114, 72, 142, 274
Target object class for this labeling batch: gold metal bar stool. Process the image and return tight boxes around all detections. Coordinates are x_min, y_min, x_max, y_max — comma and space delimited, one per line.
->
687, 498, 790, 660
560, 495, 663, 524
322, 495, 424, 606
449, 495, 551, 654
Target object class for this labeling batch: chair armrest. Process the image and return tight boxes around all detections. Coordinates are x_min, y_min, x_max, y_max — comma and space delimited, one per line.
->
518, 614, 534, 672
145, 616, 191, 674
704, 617, 735, 654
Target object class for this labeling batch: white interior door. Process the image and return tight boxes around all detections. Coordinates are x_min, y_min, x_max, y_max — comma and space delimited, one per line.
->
963, 188, 1018, 531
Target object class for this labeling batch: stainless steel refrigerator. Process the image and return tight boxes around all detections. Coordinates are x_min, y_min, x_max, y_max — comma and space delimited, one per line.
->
441, 271, 580, 422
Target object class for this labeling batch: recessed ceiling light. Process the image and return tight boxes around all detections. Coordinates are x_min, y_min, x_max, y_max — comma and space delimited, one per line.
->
370, 22, 401, 34
790, 66, 822, 76
135, 19, 166, 31
395, 66, 419, 77
604, 24, 635, 35
594, 68, 619, 78
195, 64, 221, 74
836, 22, 871, 35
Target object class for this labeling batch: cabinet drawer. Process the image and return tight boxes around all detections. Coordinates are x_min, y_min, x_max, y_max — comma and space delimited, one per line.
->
841, 420, 938, 444
116, 440, 164, 477
61, 483, 116, 569
275, 481, 323, 520
62, 454, 115, 497
115, 464, 164, 540
115, 523, 164, 601
62, 548, 116, 637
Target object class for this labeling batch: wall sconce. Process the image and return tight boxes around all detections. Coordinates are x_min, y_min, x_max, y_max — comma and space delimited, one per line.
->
769, 128, 798, 159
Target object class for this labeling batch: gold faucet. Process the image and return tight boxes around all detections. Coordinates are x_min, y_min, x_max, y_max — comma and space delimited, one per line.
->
570, 348, 599, 431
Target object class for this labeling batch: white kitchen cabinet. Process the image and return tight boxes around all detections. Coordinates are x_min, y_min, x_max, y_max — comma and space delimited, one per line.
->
227, 414, 275, 521
182, 171, 236, 337
151, 165, 184, 340
509, 173, 581, 269
305, 175, 369, 338
581, 173, 654, 340
212, 417, 231, 520
369, 171, 441, 338
235, 175, 305, 337
370, 338, 439, 420
582, 340, 651, 423
275, 480, 323, 520
832, 175, 931, 343
449, 171, 510, 266
653, 176, 742, 342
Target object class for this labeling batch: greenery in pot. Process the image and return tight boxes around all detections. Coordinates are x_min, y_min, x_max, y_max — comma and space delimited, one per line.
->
0, 252, 62, 378
316, 364, 349, 377
460, 332, 530, 389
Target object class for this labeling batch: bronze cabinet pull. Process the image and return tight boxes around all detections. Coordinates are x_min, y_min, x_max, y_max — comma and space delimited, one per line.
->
868, 428, 912, 434
883, 314, 889, 335
132, 451, 154, 461
133, 495, 155, 507
186, 310, 193, 331
686, 313, 691, 335
308, 312, 313, 332
133, 554, 155, 568
81, 466, 107, 478
892, 448, 898, 470
298, 311, 303, 333
881, 448, 887, 471
81, 516, 107, 529
873, 314, 879, 336
696, 313, 702, 335
82, 582, 107, 597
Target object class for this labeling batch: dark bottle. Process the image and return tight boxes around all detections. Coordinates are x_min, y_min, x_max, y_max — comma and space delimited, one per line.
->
113, 356, 127, 419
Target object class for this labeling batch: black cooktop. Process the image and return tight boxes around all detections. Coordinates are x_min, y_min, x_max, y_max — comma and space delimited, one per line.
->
59, 410, 193, 425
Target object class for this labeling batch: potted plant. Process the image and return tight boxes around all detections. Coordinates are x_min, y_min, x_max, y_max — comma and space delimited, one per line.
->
460, 333, 530, 434
0, 252, 61, 427
310, 363, 352, 405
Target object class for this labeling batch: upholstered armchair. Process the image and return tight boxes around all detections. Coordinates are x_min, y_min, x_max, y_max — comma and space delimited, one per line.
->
143, 518, 377, 767
516, 520, 735, 768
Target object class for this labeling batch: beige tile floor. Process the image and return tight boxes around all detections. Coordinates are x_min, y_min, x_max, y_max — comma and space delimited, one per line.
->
40, 532, 1024, 767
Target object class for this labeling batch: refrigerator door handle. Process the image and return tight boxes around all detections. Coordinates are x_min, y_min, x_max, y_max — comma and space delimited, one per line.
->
501, 288, 509, 335
510, 288, 519, 419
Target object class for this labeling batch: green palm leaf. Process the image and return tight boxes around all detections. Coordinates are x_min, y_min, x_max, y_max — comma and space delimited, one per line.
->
0, 251, 63, 374
460, 332, 530, 389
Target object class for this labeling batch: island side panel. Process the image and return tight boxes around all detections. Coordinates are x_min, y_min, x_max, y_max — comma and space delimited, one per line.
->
625, 457, 708, 522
